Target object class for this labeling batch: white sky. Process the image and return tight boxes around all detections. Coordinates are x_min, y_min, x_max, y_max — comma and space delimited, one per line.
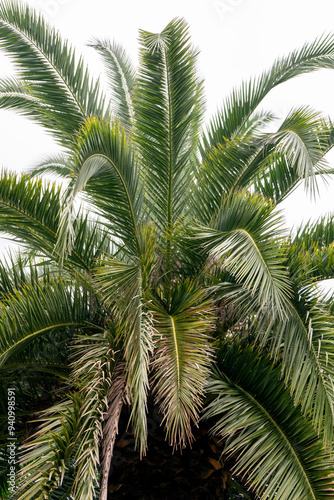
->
1, 0, 334, 272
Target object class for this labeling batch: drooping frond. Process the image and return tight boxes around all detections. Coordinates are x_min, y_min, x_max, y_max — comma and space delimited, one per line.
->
151, 281, 213, 447
28, 153, 73, 178
262, 106, 332, 196
95, 228, 157, 455
70, 332, 121, 500
260, 285, 334, 446
196, 108, 333, 223
90, 38, 135, 131
204, 344, 334, 500
192, 192, 291, 317
0, 170, 116, 273
0, 76, 47, 121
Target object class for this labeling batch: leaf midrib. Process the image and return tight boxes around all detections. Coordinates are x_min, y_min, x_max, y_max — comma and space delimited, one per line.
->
229, 376, 318, 500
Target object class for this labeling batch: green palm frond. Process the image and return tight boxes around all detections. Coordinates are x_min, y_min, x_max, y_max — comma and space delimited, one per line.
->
56, 117, 141, 258
90, 38, 135, 131
95, 234, 156, 455
294, 215, 334, 247
202, 33, 334, 155
133, 18, 204, 244
0, 276, 97, 368
204, 344, 334, 500
0, 76, 47, 121
0, 170, 116, 273
0, 1, 105, 144
193, 192, 291, 316
260, 285, 334, 445
263, 106, 332, 196
286, 216, 334, 282
253, 151, 303, 203
194, 135, 260, 223
28, 153, 73, 178
196, 108, 332, 223
15, 395, 83, 500
151, 281, 213, 447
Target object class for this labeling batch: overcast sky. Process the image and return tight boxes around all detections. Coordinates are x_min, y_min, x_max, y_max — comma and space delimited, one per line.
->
1, 0, 334, 251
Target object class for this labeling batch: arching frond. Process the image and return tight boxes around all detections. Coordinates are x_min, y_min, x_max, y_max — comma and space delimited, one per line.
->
192, 192, 291, 316
0, 1, 105, 144
202, 33, 334, 155
204, 344, 334, 500
56, 118, 142, 259
28, 153, 73, 178
0, 276, 97, 368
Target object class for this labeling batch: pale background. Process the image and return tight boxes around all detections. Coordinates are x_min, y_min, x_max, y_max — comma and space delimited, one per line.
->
1, 0, 334, 287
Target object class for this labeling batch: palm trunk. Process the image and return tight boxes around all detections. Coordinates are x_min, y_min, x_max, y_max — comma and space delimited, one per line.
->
100, 371, 126, 500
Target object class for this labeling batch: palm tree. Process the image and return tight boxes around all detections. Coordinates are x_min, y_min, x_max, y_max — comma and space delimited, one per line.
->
1, 2, 334, 498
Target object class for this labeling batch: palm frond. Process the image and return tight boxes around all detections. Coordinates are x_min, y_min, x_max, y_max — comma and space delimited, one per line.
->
0, 76, 48, 122
204, 344, 334, 500
0, 1, 105, 144
0, 276, 96, 368
133, 17, 204, 246
202, 33, 334, 155
15, 395, 83, 500
262, 106, 332, 196
70, 332, 121, 500
194, 135, 261, 222
151, 281, 213, 448
286, 216, 334, 282
95, 230, 157, 455
28, 152, 73, 178
56, 117, 142, 259
90, 38, 135, 131
0, 170, 116, 273
260, 285, 334, 445
193, 192, 291, 316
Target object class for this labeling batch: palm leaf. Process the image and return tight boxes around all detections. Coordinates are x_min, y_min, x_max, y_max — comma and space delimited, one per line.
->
0, 1, 105, 144
95, 231, 157, 455
202, 33, 334, 155
56, 117, 142, 258
193, 192, 291, 316
151, 281, 213, 447
260, 285, 334, 446
0, 276, 97, 368
204, 344, 334, 500
133, 18, 204, 254
90, 38, 135, 131
28, 153, 73, 178
70, 332, 121, 500
15, 395, 83, 500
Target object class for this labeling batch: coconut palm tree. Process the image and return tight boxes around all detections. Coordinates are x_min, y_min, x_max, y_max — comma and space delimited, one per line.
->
1, 2, 334, 498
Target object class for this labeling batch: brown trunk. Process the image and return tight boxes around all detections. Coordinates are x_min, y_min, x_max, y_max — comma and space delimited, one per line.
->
99, 369, 126, 500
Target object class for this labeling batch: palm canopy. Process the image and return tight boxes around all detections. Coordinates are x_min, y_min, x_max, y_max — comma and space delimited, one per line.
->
1, 2, 334, 499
